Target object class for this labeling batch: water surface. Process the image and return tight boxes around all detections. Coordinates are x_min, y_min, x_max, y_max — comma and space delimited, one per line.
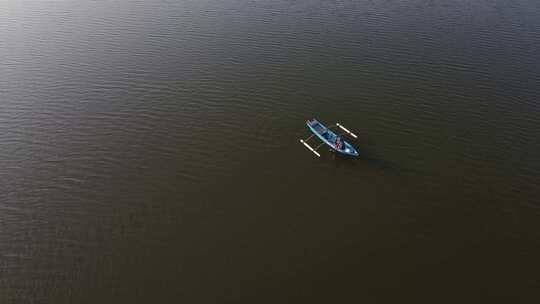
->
1, 0, 540, 302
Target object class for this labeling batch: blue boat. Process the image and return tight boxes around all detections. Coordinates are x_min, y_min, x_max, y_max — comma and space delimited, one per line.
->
300, 119, 359, 157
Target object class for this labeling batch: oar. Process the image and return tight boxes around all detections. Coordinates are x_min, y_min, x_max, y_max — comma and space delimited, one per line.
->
336, 123, 357, 139
299, 139, 321, 157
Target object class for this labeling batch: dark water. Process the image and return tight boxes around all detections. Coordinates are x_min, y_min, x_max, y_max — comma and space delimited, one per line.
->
1, 0, 540, 302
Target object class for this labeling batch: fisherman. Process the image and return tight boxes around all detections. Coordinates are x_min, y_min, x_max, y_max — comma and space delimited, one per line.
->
336, 136, 342, 150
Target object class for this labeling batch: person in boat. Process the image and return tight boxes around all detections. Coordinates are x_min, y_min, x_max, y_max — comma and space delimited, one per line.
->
335, 136, 343, 150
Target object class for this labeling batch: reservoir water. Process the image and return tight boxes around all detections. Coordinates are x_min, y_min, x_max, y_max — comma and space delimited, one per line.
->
1, 0, 539, 302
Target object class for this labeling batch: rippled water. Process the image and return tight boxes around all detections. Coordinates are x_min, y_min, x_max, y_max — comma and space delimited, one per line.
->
1, 0, 540, 302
